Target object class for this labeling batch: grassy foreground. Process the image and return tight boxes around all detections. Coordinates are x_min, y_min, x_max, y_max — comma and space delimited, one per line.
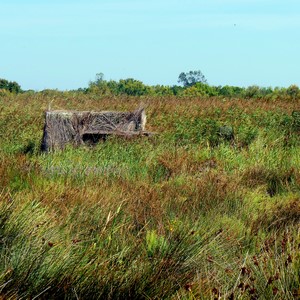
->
0, 92, 299, 299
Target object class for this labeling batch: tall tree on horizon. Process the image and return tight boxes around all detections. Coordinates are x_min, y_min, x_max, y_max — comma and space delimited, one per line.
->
178, 70, 207, 87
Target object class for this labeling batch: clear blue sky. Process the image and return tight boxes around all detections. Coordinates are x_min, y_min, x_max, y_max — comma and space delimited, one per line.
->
1, 0, 299, 90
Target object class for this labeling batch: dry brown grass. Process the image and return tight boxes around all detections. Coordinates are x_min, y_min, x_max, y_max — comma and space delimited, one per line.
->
252, 197, 300, 232
0, 92, 299, 299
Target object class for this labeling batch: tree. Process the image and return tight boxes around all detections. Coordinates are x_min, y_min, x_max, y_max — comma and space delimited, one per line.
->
0, 78, 22, 93
94, 72, 105, 85
88, 73, 112, 95
117, 78, 150, 96
183, 82, 218, 97
178, 70, 207, 87
286, 84, 299, 100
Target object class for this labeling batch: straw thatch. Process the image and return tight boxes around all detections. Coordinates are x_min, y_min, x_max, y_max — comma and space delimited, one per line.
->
41, 108, 148, 152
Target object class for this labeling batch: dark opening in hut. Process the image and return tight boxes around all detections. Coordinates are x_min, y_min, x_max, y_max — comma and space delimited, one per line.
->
82, 133, 107, 145
41, 107, 149, 152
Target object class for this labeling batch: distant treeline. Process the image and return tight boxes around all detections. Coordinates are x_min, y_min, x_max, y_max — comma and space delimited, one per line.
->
85, 77, 300, 100
0, 78, 22, 93
0, 71, 299, 100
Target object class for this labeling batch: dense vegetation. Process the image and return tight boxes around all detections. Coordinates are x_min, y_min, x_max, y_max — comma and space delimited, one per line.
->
86, 72, 300, 100
2, 71, 299, 100
0, 86, 299, 299
0, 79, 22, 94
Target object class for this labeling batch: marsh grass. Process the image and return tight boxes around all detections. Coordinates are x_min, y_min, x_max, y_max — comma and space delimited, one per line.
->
0, 93, 299, 299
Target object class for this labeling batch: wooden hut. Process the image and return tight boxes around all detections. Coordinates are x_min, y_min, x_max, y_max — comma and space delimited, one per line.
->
41, 108, 147, 152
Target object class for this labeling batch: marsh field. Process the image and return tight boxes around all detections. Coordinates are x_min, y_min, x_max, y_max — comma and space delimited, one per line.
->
0, 91, 299, 299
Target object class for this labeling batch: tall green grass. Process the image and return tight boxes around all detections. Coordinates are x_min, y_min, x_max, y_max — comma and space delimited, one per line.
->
0, 93, 299, 299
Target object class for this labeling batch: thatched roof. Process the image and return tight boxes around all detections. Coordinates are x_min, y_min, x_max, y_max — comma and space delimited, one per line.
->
41, 108, 147, 152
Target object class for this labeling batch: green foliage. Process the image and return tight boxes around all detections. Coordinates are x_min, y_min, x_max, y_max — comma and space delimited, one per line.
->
145, 230, 168, 257
88, 74, 151, 96
218, 125, 234, 141
117, 78, 151, 96
217, 85, 245, 97
243, 85, 273, 99
175, 117, 234, 146
171, 85, 184, 96
292, 110, 300, 130
0, 90, 299, 299
88, 73, 115, 95
152, 85, 174, 96
286, 84, 300, 100
183, 82, 218, 97
85, 72, 299, 100
0, 78, 22, 93
177, 70, 207, 87
236, 125, 258, 147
